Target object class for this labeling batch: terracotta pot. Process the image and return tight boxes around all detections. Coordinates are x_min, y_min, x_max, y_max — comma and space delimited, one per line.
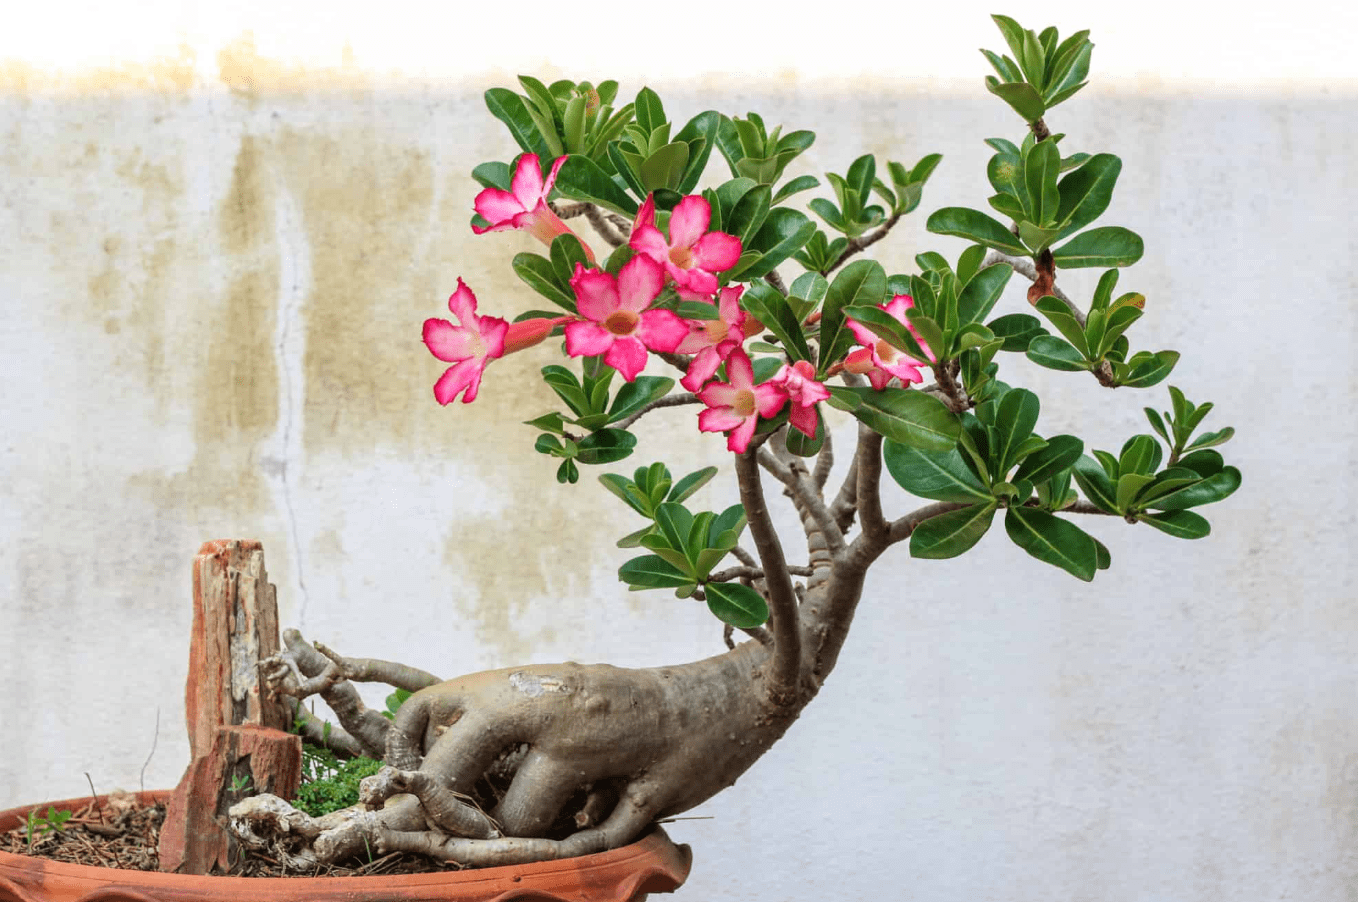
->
0, 791, 691, 902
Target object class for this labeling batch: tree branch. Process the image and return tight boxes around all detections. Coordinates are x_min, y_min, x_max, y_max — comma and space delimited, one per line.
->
733, 451, 803, 704
762, 444, 846, 556
812, 423, 834, 490
584, 205, 629, 249
612, 392, 699, 430
981, 250, 1081, 325
886, 501, 972, 545
854, 426, 889, 544
825, 212, 903, 274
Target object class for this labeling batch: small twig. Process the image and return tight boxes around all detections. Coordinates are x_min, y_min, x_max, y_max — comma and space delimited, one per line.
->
981, 250, 1081, 325
583, 204, 629, 249
825, 211, 903, 274
932, 361, 972, 413
613, 392, 699, 430
763, 270, 787, 294
84, 773, 103, 822
552, 202, 593, 219
731, 546, 758, 568
723, 623, 736, 650
812, 424, 834, 490
139, 709, 159, 796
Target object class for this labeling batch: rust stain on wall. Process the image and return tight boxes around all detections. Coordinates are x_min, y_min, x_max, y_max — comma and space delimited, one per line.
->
0, 43, 198, 94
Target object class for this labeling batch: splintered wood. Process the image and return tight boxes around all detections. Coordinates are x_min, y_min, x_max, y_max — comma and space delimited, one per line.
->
157, 540, 301, 874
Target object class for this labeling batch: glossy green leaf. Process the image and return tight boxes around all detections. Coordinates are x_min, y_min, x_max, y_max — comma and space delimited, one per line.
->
639, 141, 691, 193
705, 581, 769, 628
1051, 226, 1145, 268
619, 554, 693, 589
1177, 449, 1224, 478
742, 282, 812, 363
990, 388, 1040, 474
988, 313, 1046, 352
556, 458, 579, 484
726, 183, 772, 246
986, 80, 1047, 123
484, 88, 551, 157
843, 304, 931, 363
1004, 507, 1098, 581
1119, 350, 1180, 388
1183, 427, 1235, 451
910, 502, 998, 559
472, 161, 513, 191
884, 440, 993, 502
607, 376, 675, 424
1033, 296, 1090, 356
1024, 140, 1061, 227
666, 467, 717, 504
1138, 510, 1211, 539
1014, 434, 1083, 484
513, 254, 576, 311
1072, 455, 1118, 513
554, 155, 639, 217
1116, 472, 1156, 511
772, 175, 820, 204
1054, 153, 1121, 240
575, 429, 637, 464
634, 87, 666, 135
733, 208, 816, 280
927, 207, 1027, 255
550, 233, 591, 286
785, 414, 825, 457
819, 260, 887, 374
839, 386, 960, 452
1146, 467, 1241, 511
957, 262, 1013, 324
672, 110, 722, 194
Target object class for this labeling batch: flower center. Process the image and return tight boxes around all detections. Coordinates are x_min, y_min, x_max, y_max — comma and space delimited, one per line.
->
605, 310, 640, 336
875, 339, 899, 363
468, 332, 488, 360
733, 389, 757, 418
703, 319, 729, 343
669, 246, 696, 269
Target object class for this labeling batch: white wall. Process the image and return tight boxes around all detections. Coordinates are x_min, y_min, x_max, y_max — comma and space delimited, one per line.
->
1, 4, 1355, 899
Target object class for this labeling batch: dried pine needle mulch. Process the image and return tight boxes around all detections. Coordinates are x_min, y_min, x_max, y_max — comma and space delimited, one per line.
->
2, 796, 460, 878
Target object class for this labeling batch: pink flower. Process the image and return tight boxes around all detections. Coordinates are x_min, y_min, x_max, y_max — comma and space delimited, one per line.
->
422, 279, 508, 405
473, 154, 595, 260
673, 285, 765, 392
630, 194, 742, 301
564, 256, 689, 381
697, 349, 787, 454
769, 360, 830, 438
844, 294, 931, 390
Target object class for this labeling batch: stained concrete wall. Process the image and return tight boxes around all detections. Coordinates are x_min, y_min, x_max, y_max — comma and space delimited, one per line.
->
1, 25, 1356, 902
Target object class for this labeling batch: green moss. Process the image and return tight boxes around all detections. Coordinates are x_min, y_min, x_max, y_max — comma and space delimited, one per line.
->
293, 745, 384, 817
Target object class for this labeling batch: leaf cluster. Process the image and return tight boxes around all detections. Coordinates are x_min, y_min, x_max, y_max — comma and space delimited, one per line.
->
293, 745, 385, 818
982, 16, 1093, 123
24, 806, 72, 850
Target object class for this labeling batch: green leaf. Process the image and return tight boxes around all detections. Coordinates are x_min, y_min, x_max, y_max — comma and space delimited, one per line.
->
554, 155, 639, 217
819, 260, 887, 374
772, 174, 820, 205
990, 388, 1040, 474
1072, 455, 1118, 513
484, 88, 551, 157
541, 365, 589, 416
988, 313, 1046, 352
669, 466, 718, 503
837, 386, 960, 452
634, 87, 666, 134
910, 502, 998, 559
884, 440, 993, 502
734, 208, 816, 280
575, 429, 638, 464
1116, 472, 1156, 512
1051, 226, 1145, 268
986, 80, 1047, 123
639, 141, 690, 193
607, 376, 675, 424
926, 207, 1027, 255
672, 110, 722, 194
524, 412, 567, 435
519, 75, 564, 132
1138, 510, 1211, 539
619, 554, 692, 589
1119, 434, 1162, 477
513, 253, 576, 312
845, 304, 931, 363
471, 161, 513, 191
957, 262, 1013, 324
725, 183, 772, 246
705, 582, 769, 629
1033, 296, 1090, 356
1178, 449, 1224, 478
1024, 140, 1061, 227
557, 458, 579, 484
785, 415, 825, 457
653, 502, 694, 555
742, 282, 812, 363
550, 234, 591, 286
1119, 350, 1179, 388
1054, 153, 1121, 239
599, 472, 651, 517
1146, 467, 1242, 511
846, 154, 876, 205
1014, 434, 1083, 484
1183, 427, 1236, 451
1004, 507, 1098, 581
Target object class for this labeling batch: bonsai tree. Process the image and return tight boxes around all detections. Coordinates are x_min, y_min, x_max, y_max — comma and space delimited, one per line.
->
230, 14, 1240, 870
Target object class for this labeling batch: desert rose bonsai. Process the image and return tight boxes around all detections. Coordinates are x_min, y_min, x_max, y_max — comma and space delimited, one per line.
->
228, 15, 1241, 871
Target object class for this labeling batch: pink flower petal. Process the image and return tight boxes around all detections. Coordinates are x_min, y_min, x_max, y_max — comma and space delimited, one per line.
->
433, 358, 485, 405
447, 279, 479, 324
717, 285, 744, 325
727, 416, 758, 453
616, 255, 665, 312
845, 317, 879, 348
542, 155, 568, 195
884, 294, 915, 322
788, 402, 819, 438
510, 154, 545, 210
571, 268, 620, 322
724, 349, 754, 391
636, 308, 689, 353
671, 266, 718, 299
604, 336, 649, 381
681, 346, 724, 392
564, 321, 616, 358
479, 318, 509, 359
881, 358, 925, 384
698, 382, 739, 408
631, 194, 657, 238
753, 384, 787, 419
867, 368, 894, 391
473, 188, 525, 229
699, 406, 747, 433
668, 195, 712, 249
422, 318, 476, 362
691, 231, 742, 273
629, 224, 671, 262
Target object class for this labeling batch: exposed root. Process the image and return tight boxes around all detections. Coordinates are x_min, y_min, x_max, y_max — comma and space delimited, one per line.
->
360, 766, 501, 839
